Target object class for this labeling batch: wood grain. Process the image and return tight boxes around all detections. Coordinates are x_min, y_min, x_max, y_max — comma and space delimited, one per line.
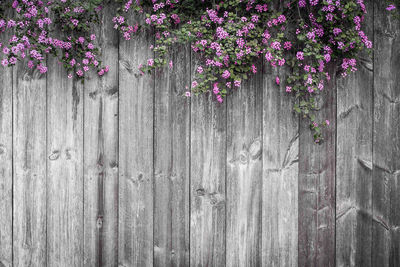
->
46, 56, 84, 266
226, 68, 263, 267
372, 2, 400, 266
190, 59, 227, 266
83, 4, 119, 266
262, 66, 298, 267
118, 20, 154, 267
153, 45, 190, 267
335, 1, 373, 266
0, 26, 13, 267
298, 64, 336, 267
1, 4, 400, 266
13, 62, 47, 267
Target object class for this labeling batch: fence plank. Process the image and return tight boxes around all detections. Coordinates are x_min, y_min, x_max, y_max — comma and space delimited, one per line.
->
298, 65, 336, 267
83, 5, 119, 266
153, 45, 190, 266
262, 67, 298, 267
0, 31, 13, 267
190, 64, 227, 265
372, 3, 400, 266
226, 70, 263, 266
46, 57, 84, 266
13, 62, 47, 266
335, 1, 373, 266
118, 23, 154, 267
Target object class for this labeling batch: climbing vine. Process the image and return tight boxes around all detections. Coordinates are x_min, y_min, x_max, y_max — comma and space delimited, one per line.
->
0, 0, 379, 142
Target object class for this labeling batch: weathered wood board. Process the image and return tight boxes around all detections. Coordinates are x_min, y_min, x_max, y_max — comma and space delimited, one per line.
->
263, 66, 299, 267
46, 56, 84, 267
0, 26, 13, 267
118, 17, 154, 267
335, 1, 374, 266
190, 58, 227, 266
83, 4, 119, 266
298, 64, 336, 267
153, 44, 190, 267
372, 2, 400, 266
226, 65, 263, 267
13, 61, 47, 267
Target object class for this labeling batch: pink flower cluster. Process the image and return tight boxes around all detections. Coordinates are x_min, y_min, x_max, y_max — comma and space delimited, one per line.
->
0, 0, 107, 79
0, 0, 375, 142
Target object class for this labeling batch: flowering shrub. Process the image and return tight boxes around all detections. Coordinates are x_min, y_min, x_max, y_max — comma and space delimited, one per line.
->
0, 0, 375, 142
0, 0, 109, 78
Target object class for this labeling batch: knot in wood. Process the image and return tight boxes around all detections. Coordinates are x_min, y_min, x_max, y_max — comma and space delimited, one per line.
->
239, 151, 249, 164
49, 150, 60, 161
248, 139, 262, 160
65, 148, 73, 160
196, 188, 205, 196
209, 192, 224, 206
96, 216, 103, 228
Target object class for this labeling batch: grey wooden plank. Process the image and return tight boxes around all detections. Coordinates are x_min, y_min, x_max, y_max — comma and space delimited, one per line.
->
262, 66, 298, 267
372, 2, 400, 266
190, 63, 227, 266
83, 4, 119, 266
298, 65, 336, 267
118, 20, 154, 267
153, 45, 190, 266
46, 56, 84, 266
335, 1, 373, 266
0, 30, 13, 267
13, 62, 47, 266
226, 68, 263, 266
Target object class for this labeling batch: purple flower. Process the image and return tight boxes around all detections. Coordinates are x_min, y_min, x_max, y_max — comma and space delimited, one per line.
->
222, 70, 230, 79
213, 82, 219, 94
265, 51, 273, 61
1, 58, 8, 66
271, 41, 281, 50
333, 28, 342, 36
296, 51, 304, 60
324, 54, 331, 62
387, 4, 396, 11
284, 41, 292, 50
252, 65, 257, 73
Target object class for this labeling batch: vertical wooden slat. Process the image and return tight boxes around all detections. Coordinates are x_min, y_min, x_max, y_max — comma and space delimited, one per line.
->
46, 57, 84, 266
0, 31, 13, 267
298, 65, 336, 267
83, 5, 119, 266
13, 63, 47, 266
153, 45, 190, 267
262, 67, 298, 267
190, 64, 227, 266
226, 69, 263, 266
372, 2, 400, 266
118, 23, 154, 266
335, 1, 373, 266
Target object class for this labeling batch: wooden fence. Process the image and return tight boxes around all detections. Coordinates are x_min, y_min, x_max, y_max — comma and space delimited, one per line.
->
0, 1, 399, 266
